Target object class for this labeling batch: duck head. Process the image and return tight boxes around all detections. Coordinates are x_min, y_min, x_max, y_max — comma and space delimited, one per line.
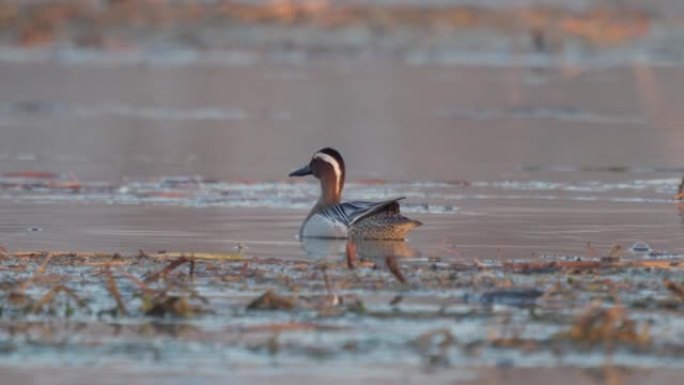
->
289, 147, 346, 205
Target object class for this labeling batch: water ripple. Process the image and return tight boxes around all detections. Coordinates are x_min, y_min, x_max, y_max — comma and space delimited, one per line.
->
0, 101, 247, 121
434, 106, 644, 125
0, 174, 679, 212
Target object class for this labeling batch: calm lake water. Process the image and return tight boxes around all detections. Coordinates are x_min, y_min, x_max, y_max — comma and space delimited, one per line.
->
1, 57, 684, 259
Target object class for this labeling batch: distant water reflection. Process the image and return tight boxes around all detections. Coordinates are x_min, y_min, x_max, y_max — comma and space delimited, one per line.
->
2, 60, 684, 259
2, 61, 684, 183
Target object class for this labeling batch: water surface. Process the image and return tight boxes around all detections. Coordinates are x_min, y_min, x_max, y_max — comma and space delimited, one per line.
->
1, 59, 684, 259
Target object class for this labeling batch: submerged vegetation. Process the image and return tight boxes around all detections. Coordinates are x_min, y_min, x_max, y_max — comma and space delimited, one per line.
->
0, 243, 683, 369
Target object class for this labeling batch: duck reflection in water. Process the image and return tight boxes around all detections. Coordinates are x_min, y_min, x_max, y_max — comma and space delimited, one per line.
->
302, 237, 419, 259
302, 237, 420, 283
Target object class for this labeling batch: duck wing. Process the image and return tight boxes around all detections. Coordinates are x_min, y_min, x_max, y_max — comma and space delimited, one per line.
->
321, 197, 406, 226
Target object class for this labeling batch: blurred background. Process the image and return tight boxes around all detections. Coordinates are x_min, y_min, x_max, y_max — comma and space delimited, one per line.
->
0, 0, 684, 258
0, 0, 683, 181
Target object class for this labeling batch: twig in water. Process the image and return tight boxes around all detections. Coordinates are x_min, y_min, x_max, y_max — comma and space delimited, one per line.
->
144, 256, 189, 283
105, 265, 128, 316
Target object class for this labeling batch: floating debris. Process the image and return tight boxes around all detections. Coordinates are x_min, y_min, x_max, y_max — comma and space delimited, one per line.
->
0, 170, 81, 192
631, 242, 652, 254
143, 294, 203, 318
246, 290, 297, 311
470, 288, 543, 307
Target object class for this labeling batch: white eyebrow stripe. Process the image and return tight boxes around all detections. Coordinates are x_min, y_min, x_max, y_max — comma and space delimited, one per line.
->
314, 152, 342, 193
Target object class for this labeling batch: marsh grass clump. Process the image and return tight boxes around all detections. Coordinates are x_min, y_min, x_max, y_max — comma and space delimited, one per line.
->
142, 293, 206, 317
663, 279, 684, 301
0, 253, 89, 317
0, 245, 682, 367
122, 256, 209, 318
556, 303, 651, 349
1, 283, 89, 318
0, 252, 209, 319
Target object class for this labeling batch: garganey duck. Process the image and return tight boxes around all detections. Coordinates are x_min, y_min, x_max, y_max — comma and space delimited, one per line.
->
289, 147, 422, 240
